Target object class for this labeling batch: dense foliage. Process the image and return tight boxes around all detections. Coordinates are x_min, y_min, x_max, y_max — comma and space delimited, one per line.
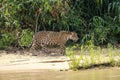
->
0, 0, 120, 49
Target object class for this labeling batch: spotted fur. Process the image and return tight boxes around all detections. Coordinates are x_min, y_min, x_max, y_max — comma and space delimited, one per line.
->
30, 31, 78, 55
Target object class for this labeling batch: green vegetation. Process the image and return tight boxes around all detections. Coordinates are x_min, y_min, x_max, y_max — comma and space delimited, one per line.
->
0, 0, 120, 49
66, 42, 120, 70
18, 29, 33, 47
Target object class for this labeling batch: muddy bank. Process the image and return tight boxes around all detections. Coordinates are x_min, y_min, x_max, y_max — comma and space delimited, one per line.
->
0, 50, 70, 71
0, 49, 120, 72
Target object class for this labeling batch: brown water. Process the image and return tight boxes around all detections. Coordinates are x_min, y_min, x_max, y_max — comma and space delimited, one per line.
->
0, 68, 120, 80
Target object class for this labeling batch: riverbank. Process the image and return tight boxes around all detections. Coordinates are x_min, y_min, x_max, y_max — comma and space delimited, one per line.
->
0, 47, 120, 72
0, 50, 70, 71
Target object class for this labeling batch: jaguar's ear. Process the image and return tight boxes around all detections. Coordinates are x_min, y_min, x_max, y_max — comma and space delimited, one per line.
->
71, 32, 74, 35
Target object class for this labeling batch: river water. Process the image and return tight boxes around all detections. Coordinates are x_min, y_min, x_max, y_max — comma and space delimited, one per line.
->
0, 68, 120, 80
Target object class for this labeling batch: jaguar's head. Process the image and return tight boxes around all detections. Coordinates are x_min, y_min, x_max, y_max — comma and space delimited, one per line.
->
69, 32, 79, 42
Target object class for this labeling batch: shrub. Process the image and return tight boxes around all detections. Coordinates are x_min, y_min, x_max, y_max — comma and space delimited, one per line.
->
18, 29, 33, 47
0, 32, 16, 49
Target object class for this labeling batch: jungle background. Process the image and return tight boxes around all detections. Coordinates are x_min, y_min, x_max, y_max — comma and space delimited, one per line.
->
0, 0, 120, 49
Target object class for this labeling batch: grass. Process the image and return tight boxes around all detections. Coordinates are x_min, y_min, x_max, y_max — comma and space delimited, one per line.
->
66, 42, 120, 70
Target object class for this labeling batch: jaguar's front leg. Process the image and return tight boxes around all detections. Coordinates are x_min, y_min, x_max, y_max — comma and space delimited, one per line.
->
60, 45, 65, 55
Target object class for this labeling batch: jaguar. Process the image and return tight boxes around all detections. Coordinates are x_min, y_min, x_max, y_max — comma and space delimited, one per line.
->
30, 31, 79, 55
